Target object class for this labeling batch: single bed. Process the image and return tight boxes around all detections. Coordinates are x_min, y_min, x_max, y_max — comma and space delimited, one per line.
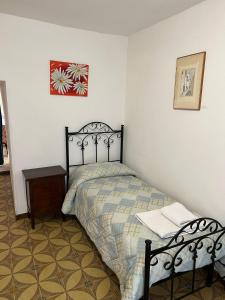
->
62, 122, 225, 300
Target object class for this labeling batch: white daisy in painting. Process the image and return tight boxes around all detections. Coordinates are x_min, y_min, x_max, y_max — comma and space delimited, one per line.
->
73, 81, 88, 95
66, 64, 88, 80
51, 67, 73, 94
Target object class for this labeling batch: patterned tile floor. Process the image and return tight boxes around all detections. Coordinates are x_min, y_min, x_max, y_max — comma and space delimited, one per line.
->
0, 174, 224, 299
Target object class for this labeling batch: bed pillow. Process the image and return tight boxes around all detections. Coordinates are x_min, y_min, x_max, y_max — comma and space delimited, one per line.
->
69, 161, 136, 185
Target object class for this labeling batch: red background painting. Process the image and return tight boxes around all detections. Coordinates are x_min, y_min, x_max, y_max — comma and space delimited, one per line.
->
50, 60, 89, 96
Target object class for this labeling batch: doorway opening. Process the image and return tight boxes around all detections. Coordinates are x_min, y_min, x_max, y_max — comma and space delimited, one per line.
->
0, 82, 10, 173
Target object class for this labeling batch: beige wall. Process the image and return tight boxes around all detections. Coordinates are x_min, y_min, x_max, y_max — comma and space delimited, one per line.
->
125, 0, 225, 224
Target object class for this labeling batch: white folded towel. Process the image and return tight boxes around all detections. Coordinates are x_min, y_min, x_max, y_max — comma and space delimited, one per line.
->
136, 209, 180, 239
161, 202, 197, 227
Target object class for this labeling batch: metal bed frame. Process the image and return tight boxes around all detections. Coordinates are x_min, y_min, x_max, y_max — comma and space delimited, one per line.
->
142, 218, 225, 299
65, 121, 225, 300
65, 121, 123, 189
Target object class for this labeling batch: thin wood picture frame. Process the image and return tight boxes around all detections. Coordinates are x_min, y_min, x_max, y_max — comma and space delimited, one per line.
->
173, 52, 206, 110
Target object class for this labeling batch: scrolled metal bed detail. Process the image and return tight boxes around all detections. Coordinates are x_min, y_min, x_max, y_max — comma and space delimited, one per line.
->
142, 217, 225, 300
65, 121, 123, 188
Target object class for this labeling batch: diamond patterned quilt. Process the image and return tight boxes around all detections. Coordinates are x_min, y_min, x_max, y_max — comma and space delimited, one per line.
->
62, 162, 225, 300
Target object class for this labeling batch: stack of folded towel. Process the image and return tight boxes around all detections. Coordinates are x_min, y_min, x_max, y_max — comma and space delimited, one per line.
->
136, 202, 197, 239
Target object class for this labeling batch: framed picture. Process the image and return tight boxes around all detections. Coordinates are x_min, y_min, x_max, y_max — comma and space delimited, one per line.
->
50, 60, 89, 97
173, 52, 206, 110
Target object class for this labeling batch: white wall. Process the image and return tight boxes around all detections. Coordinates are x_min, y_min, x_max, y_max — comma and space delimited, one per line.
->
0, 13, 127, 214
125, 0, 225, 224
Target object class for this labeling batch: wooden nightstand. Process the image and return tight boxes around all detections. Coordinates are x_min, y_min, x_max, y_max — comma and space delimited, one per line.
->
22, 165, 67, 229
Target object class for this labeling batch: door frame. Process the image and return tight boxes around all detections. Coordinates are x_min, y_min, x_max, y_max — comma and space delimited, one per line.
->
0, 81, 12, 172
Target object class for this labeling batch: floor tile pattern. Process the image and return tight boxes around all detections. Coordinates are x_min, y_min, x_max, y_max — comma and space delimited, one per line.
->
0, 174, 224, 299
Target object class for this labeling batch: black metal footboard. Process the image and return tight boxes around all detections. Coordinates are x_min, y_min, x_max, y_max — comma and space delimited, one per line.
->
142, 218, 225, 300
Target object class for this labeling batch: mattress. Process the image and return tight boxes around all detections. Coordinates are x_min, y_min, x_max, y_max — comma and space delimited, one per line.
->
62, 162, 225, 300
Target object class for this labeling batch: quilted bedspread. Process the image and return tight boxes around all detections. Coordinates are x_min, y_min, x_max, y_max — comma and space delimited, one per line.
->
62, 162, 225, 300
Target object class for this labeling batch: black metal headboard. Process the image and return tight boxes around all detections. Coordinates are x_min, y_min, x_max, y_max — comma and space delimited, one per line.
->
65, 121, 124, 188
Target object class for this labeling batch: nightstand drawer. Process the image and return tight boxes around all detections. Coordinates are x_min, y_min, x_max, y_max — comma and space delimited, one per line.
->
23, 166, 66, 229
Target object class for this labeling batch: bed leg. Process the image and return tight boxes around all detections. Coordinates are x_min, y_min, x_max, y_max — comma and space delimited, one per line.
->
206, 263, 214, 287
143, 240, 152, 300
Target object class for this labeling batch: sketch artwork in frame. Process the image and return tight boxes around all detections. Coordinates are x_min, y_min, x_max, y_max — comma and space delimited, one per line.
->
173, 52, 206, 110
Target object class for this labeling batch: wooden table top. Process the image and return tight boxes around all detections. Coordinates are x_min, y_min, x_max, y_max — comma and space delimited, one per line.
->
22, 165, 66, 180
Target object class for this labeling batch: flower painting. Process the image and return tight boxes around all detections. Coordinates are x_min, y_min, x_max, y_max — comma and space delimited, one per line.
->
50, 60, 89, 96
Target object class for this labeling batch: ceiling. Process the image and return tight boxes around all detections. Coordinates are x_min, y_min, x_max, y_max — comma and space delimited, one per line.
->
0, 0, 205, 36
